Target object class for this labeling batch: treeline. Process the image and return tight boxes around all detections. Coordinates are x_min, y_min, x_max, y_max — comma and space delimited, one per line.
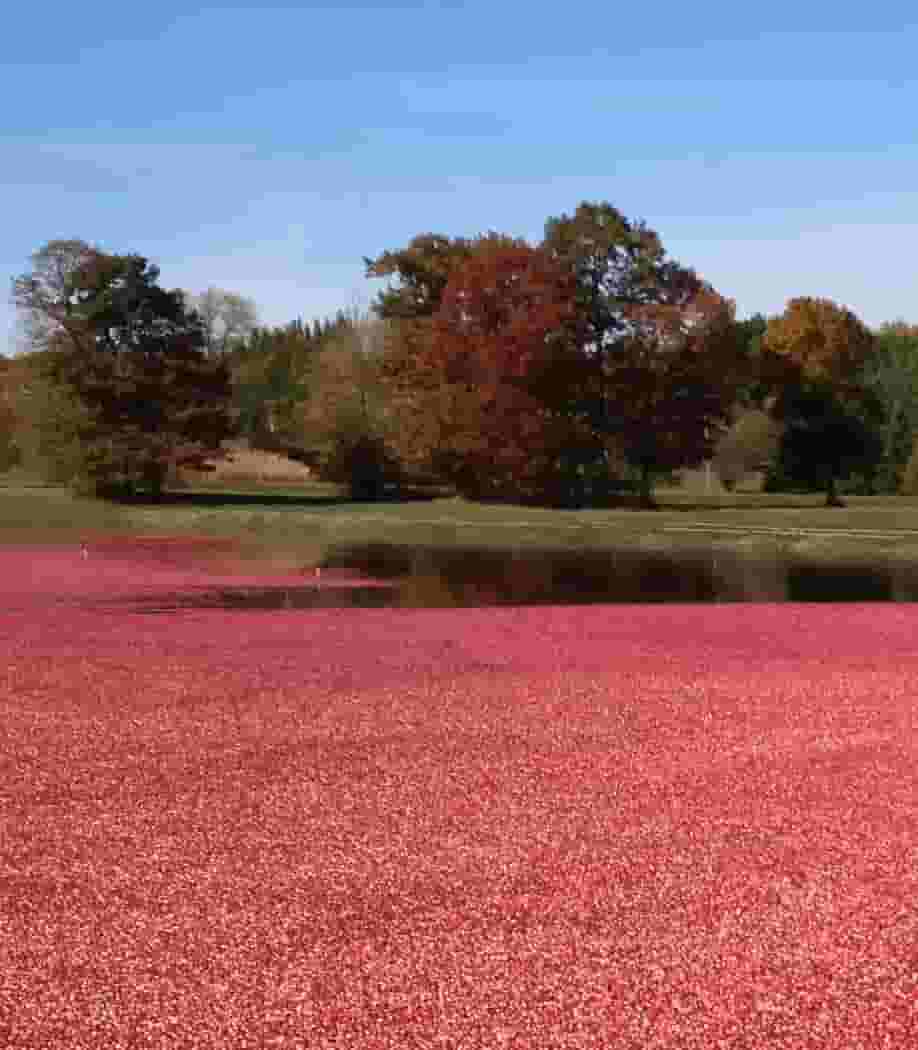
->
5, 201, 918, 507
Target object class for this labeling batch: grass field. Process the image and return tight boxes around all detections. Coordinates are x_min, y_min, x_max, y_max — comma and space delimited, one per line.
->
5, 475, 918, 574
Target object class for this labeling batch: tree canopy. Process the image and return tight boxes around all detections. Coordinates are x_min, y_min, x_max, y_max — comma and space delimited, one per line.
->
401, 237, 598, 502
864, 322, 918, 492
762, 296, 877, 395
365, 234, 477, 321
541, 202, 745, 504
11, 209, 916, 506
296, 311, 404, 499
187, 287, 258, 357
762, 298, 881, 505
13, 240, 236, 498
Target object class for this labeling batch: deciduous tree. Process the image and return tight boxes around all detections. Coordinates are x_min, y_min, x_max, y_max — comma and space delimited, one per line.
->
5, 349, 93, 482
765, 387, 884, 501
230, 320, 319, 447
762, 297, 876, 394
863, 321, 918, 492
387, 237, 598, 503
0, 358, 21, 472
297, 311, 404, 499
542, 202, 743, 505
187, 287, 258, 358
606, 290, 745, 505
762, 298, 879, 505
732, 313, 770, 406
365, 234, 477, 321
712, 406, 783, 490
365, 233, 484, 462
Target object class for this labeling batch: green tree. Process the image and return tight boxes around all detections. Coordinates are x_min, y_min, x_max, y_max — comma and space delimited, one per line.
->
365, 234, 477, 320
862, 322, 918, 492
732, 313, 770, 405
0, 358, 22, 472
6, 350, 93, 482
230, 320, 319, 447
765, 387, 884, 499
13, 240, 236, 499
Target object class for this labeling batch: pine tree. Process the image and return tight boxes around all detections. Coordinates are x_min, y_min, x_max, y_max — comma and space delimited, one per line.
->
13, 240, 236, 499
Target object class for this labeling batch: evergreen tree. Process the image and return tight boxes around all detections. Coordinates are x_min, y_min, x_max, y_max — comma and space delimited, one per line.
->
13, 240, 236, 499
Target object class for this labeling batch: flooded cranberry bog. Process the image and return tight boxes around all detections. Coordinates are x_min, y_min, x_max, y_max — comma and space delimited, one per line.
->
2, 535, 918, 1047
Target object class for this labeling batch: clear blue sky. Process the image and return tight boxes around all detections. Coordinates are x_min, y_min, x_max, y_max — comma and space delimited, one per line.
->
3, 1, 918, 353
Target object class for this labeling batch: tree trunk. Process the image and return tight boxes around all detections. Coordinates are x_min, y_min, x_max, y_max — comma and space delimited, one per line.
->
825, 473, 845, 507
884, 399, 902, 467
143, 461, 166, 502
638, 463, 658, 509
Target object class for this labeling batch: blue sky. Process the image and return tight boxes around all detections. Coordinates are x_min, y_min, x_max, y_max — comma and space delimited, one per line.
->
3, 1, 918, 353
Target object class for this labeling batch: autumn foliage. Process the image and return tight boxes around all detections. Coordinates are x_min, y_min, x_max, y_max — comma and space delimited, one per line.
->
11, 208, 904, 505
762, 298, 882, 504
385, 238, 598, 501
762, 296, 876, 395
369, 214, 750, 505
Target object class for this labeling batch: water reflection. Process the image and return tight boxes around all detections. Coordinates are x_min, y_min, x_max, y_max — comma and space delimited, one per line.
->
111, 544, 918, 612
785, 564, 896, 603
118, 585, 396, 613
323, 543, 918, 608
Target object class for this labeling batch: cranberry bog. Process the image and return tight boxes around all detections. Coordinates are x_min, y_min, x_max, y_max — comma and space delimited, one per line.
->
2, 536, 918, 1048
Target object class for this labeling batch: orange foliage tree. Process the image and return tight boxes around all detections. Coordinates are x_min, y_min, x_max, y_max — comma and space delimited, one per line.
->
762, 298, 881, 505
762, 297, 876, 394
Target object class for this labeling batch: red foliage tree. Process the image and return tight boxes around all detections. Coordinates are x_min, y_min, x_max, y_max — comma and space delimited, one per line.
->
396, 237, 598, 502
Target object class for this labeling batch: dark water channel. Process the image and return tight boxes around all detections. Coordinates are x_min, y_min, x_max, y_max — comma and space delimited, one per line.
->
124, 544, 918, 612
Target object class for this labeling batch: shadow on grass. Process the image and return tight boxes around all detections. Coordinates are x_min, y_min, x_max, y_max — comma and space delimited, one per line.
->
113, 487, 446, 509
645, 501, 846, 513
107, 489, 857, 514
440, 493, 845, 513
